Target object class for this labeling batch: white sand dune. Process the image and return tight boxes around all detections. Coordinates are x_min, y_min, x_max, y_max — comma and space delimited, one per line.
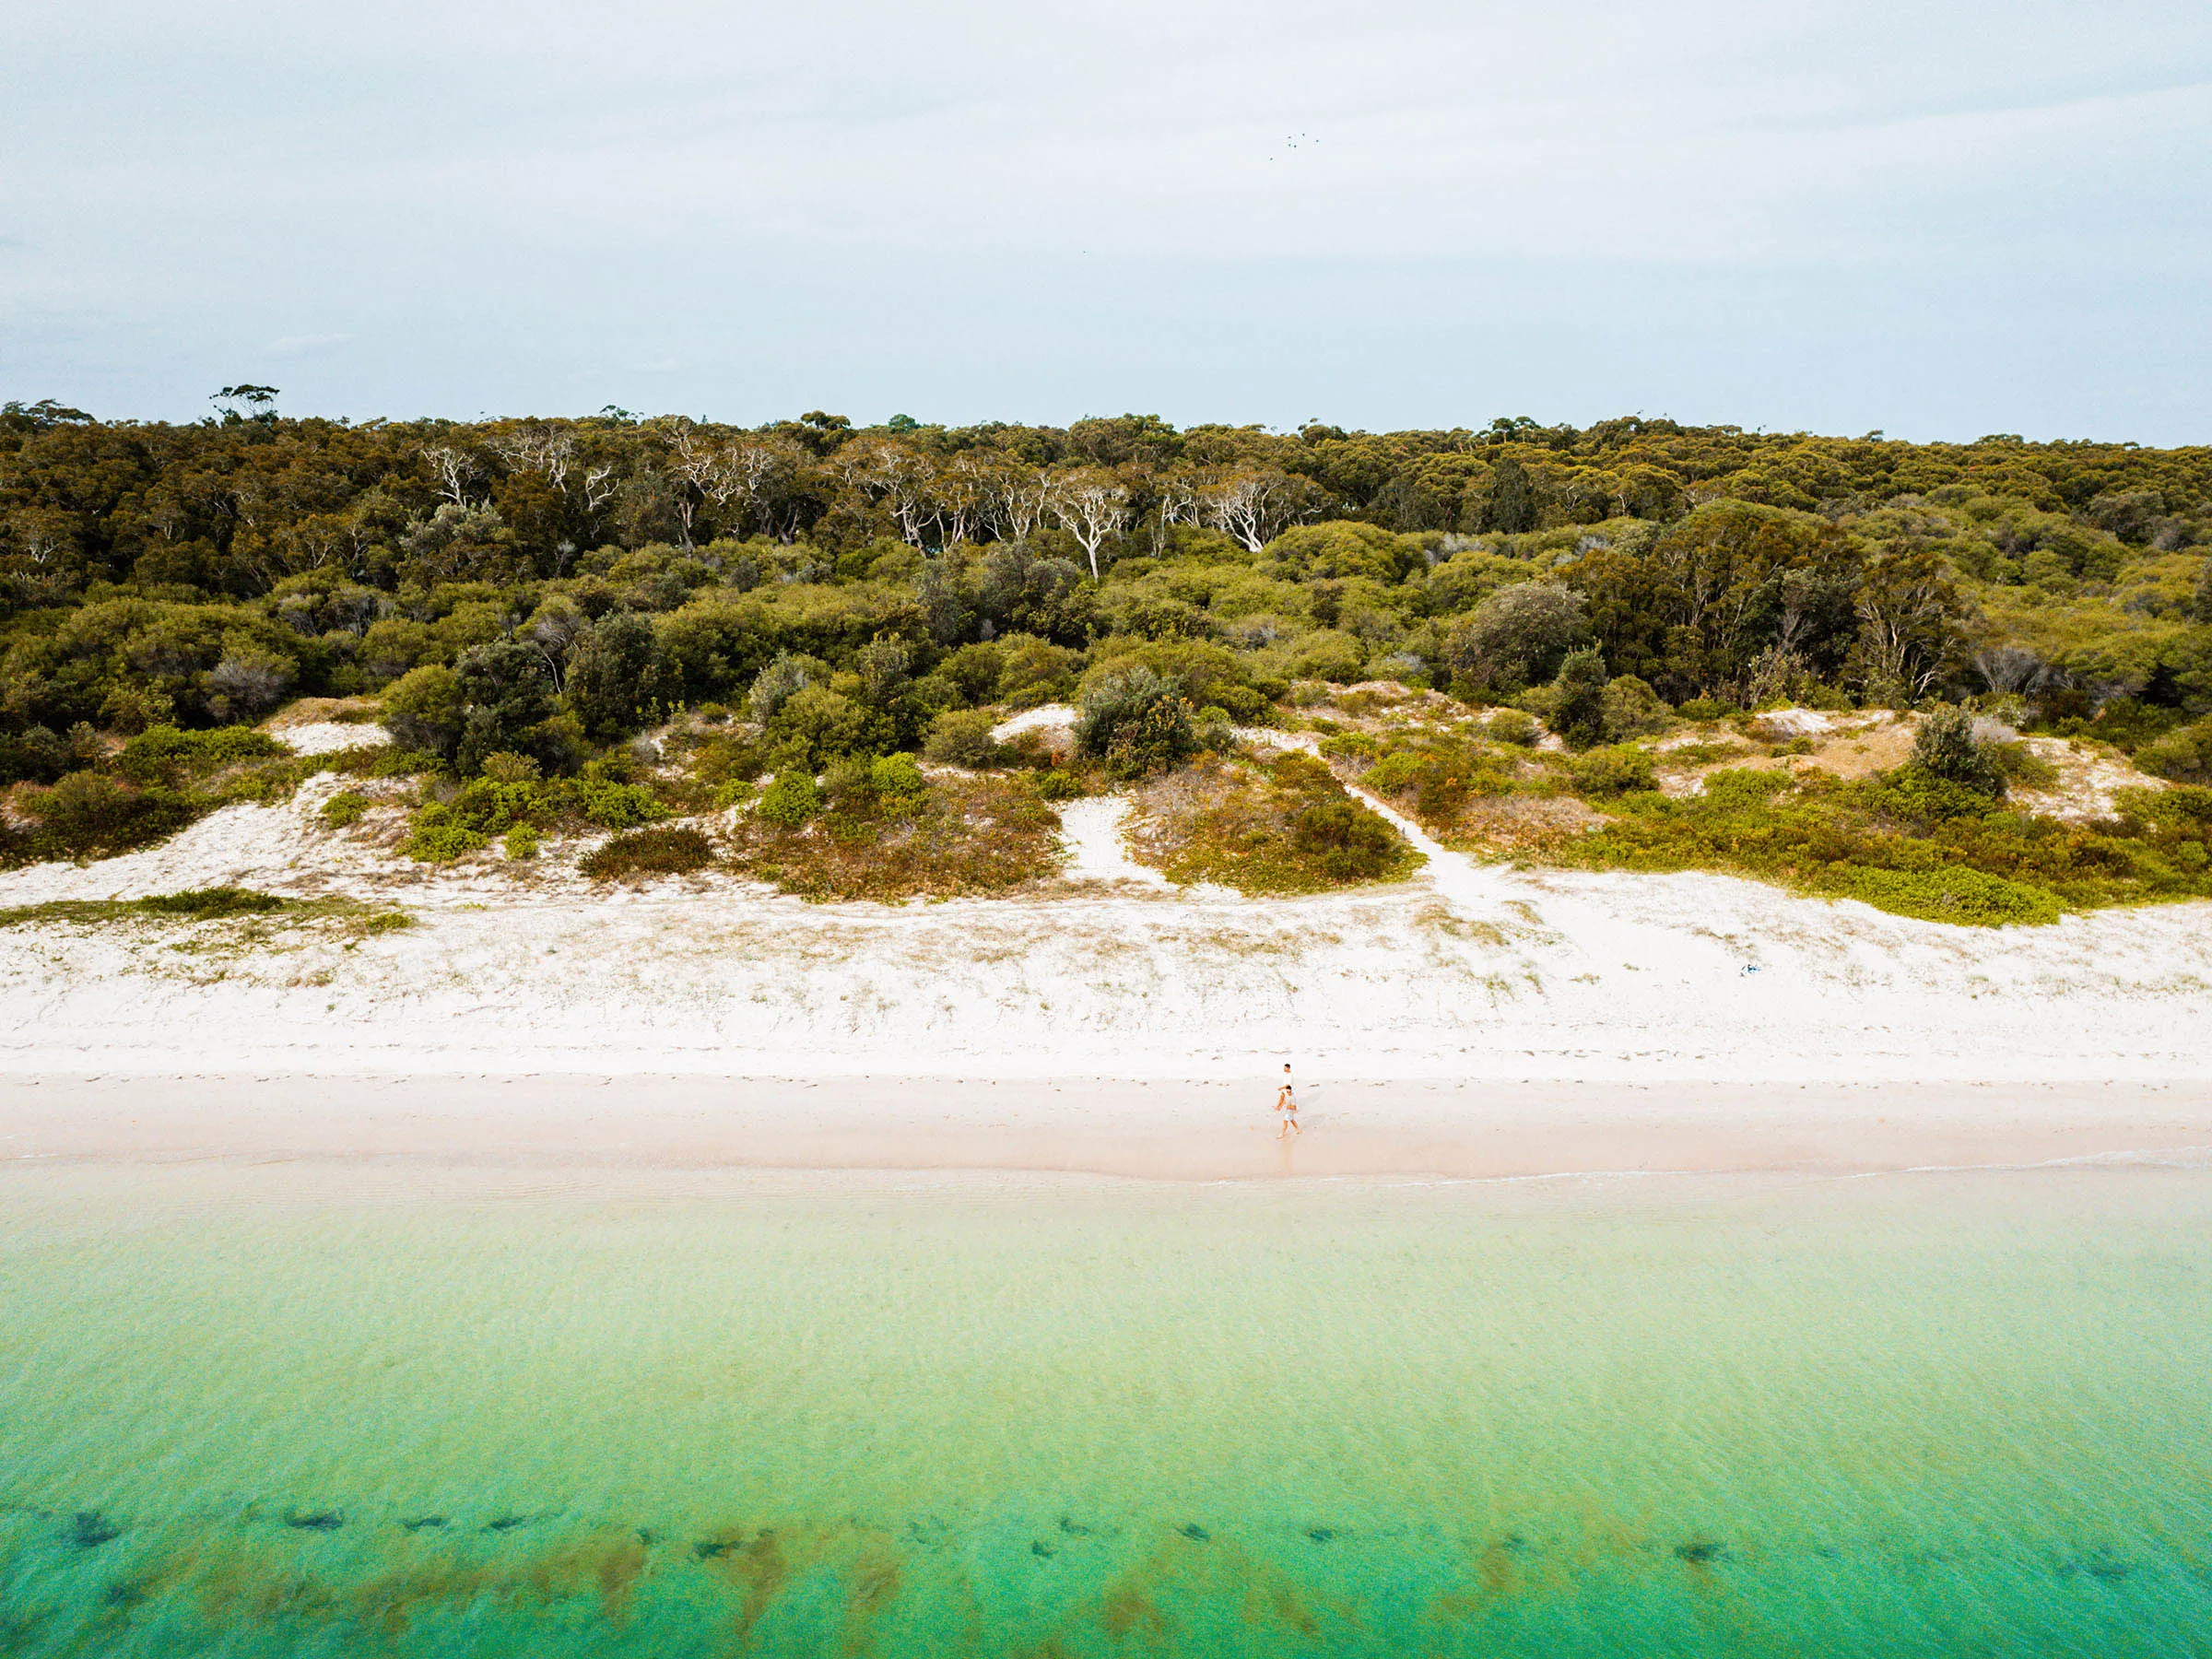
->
1, 761, 2206, 1083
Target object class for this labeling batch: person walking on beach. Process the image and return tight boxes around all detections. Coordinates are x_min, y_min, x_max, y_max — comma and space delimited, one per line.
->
1274, 1063, 1300, 1139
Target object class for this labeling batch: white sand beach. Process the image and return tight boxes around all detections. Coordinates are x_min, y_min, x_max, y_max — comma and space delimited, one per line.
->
1, 742, 2208, 1176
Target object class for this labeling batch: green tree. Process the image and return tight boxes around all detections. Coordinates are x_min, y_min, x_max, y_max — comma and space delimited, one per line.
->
1443, 582, 1589, 695
451, 641, 565, 774
566, 611, 665, 738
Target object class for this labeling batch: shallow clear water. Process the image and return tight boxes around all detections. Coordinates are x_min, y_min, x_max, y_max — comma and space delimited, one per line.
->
2, 1160, 2208, 1656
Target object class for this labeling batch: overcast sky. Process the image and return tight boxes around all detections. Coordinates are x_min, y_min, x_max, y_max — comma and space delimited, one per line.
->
5, 1, 2208, 440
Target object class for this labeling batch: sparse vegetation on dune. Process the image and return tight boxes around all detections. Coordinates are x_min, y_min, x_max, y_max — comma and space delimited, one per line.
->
580, 825, 716, 882
1127, 751, 1420, 897
724, 768, 1061, 902
1322, 685, 2211, 924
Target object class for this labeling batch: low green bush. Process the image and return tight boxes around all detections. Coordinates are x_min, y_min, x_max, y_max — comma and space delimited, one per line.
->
403, 806, 488, 863
688, 735, 764, 788
871, 752, 927, 796
1820, 865, 2062, 927
1555, 766, 2212, 925
1600, 676, 1671, 741
2136, 716, 2212, 783
1288, 796, 1402, 882
569, 776, 666, 830
1485, 709, 1540, 747
1127, 751, 1419, 896
135, 887, 290, 918
757, 771, 821, 827
320, 791, 370, 829
503, 824, 540, 860
334, 746, 443, 780
724, 772, 1061, 902
397, 770, 668, 856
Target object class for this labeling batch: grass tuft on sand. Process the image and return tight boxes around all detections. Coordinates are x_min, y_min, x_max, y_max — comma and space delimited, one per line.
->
0, 887, 413, 935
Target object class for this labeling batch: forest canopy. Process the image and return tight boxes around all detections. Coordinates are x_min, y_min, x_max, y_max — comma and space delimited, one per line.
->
4, 397, 2209, 787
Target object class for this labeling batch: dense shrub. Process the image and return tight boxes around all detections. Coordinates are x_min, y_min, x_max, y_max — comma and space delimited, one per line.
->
320, 790, 369, 828
923, 709, 1002, 770
1288, 796, 1402, 881
568, 776, 665, 829
2137, 715, 2212, 782
403, 806, 488, 862
5, 772, 199, 865
116, 724, 285, 783
766, 685, 878, 770
565, 610, 667, 737
1822, 865, 2062, 927
1912, 705, 2006, 796
747, 652, 830, 724
1569, 743, 1658, 796
479, 750, 541, 783
1484, 709, 1539, 747
724, 772, 1061, 902
580, 825, 716, 881
381, 643, 576, 776
1600, 676, 1671, 741
1557, 765, 2212, 924
0, 725, 71, 786
397, 766, 666, 859
1074, 668, 1196, 780
381, 665, 465, 759
688, 734, 764, 789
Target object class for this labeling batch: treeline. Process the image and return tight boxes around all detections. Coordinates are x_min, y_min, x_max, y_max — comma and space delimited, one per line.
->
3, 396, 2210, 785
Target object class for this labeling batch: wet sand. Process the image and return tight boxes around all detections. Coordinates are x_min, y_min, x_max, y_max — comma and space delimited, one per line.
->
3, 1073, 2206, 1180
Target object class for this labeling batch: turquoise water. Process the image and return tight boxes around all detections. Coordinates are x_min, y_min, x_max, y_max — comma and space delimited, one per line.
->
2, 1160, 2209, 1655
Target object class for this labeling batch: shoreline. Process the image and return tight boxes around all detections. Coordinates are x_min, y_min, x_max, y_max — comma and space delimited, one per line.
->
4, 1074, 2206, 1182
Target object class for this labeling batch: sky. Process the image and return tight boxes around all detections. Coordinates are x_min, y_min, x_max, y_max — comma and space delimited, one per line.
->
4, 0, 2209, 441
